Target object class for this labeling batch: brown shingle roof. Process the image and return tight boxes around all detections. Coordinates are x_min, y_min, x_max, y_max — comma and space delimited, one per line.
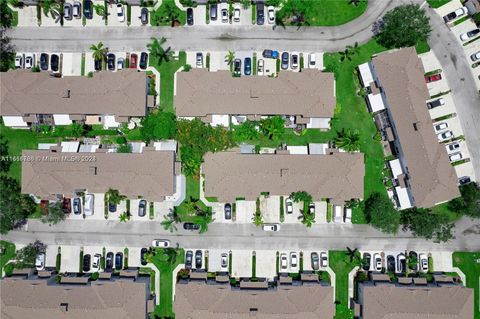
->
1, 69, 147, 117
361, 285, 473, 319
203, 151, 364, 203
174, 281, 334, 318
21, 149, 175, 201
372, 48, 460, 208
175, 69, 335, 118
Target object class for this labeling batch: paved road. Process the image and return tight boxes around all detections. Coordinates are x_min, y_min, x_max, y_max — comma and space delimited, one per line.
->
426, 7, 480, 182
2, 217, 479, 251
6, 0, 420, 52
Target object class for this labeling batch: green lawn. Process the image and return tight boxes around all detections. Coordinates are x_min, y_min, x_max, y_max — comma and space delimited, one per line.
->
176, 175, 211, 229
151, 248, 185, 318
150, 51, 186, 113
426, 0, 452, 8
276, 0, 368, 26
415, 39, 431, 54
453, 252, 480, 319
150, 0, 186, 26
0, 241, 16, 277
329, 250, 359, 319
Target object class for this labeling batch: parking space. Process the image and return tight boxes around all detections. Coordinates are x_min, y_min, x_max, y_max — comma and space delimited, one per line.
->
186, 51, 205, 69
208, 2, 229, 26
60, 246, 81, 272
128, 247, 143, 267
284, 200, 302, 223
211, 202, 233, 223
428, 93, 456, 120
85, 53, 96, 74
235, 200, 256, 223
302, 250, 327, 271
260, 196, 280, 223
434, 115, 464, 138
82, 245, 103, 273
61, 53, 82, 76
88, 0, 106, 26
88, 193, 105, 220
425, 74, 450, 96
255, 250, 277, 279
450, 19, 479, 44
41, 12, 61, 26
419, 51, 442, 74
235, 51, 253, 76
207, 249, 229, 272
209, 51, 229, 71
192, 5, 205, 26
232, 4, 251, 26
231, 250, 252, 278
433, 0, 463, 19
130, 6, 144, 27
107, 2, 127, 26
454, 161, 476, 182
431, 251, 453, 272
45, 245, 59, 268
17, 6, 38, 26
153, 200, 175, 221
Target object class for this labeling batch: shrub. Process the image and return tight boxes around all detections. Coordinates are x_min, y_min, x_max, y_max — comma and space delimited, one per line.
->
90, 272, 99, 280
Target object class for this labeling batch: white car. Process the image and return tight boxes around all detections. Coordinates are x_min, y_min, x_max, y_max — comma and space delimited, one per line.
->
471, 51, 480, 62
290, 252, 298, 271
262, 223, 280, 231
221, 8, 228, 23
344, 208, 352, 223
151, 239, 170, 247
117, 4, 125, 22
460, 28, 480, 41
267, 6, 275, 24
280, 253, 288, 270
290, 52, 299, 69
437, 131, 453, 141
374, 253, 382, 271
449, 152, 463, 162
419, 254, 428, 272
233, 8, 240, 22
24, 53, 35, 69
35, 253, 45, 271
285, 198, 293, 214
257, 59, 264, 76
221, 253, 228, 269
92, 253, 101, 272
434, 122, 448, 132
446, 142, 460, 153
84, 194, 94, 216
15, 53, 24, 68
308, 53, 316, 68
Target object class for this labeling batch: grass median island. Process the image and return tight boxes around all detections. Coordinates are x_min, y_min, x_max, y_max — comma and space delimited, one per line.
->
426, 0, 452, 8
150, 0, 186, 26
453, 252, 480, 319
0, 241, 16, 277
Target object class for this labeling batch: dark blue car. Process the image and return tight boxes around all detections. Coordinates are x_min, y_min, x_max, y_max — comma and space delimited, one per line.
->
244, 57, 251, 76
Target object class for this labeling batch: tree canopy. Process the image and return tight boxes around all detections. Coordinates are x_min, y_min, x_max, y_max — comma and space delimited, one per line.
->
0, 176, 36, 234
41, 202, 66, 225
364, 192, 400, 234
259, 116, 285, 140
140, 111, 177, 143
14, 241, 46, 269
0, 134, 12, 173
448, 182, 480, 218
400, 208, 454, 242
290, 191, 313, 204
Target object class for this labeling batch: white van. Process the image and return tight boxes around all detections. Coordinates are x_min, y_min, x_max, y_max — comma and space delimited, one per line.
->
84, 194, 94, 216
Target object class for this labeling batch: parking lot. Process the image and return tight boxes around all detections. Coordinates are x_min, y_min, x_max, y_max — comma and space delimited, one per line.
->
231, 250, 252, 278
255, 250, 277, 279
207, 249, 229, 272
59, 245, 81, 272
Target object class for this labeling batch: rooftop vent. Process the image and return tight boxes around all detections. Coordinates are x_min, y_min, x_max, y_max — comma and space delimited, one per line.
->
249, 308, 258, 316
62, 89, 71, 98
412, 121, 421, 131
280, 168, 289, 177
89, 166, 98, 175
60, 303, 69, 312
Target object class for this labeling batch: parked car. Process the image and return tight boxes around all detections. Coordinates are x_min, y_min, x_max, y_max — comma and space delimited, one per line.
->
386, 255, 395, 272
186, 7, 193, 25
84, 0, 93, 19
15, 53, 24, 68
443, 7, 467, 22
62, 197, 71, 214
308, 53, 316, 68
40, 53, 49, 70
362, 253, 371, 271
24, 53, 35, 69
115, 252, 123, 270
108, 201, 116, 213
210, 3, 217, 21
291, 52, 299, 69
446, 142, 460, 152
83, 254, 91, 272
244, 57, 251, 75
458, 176, 471, 185
138, 199, 147, 217
308, 203, 315, 214
117, 4, 125, 22
224, 203, 232, 220
262, 223, 280, 231
396, 253, 406, 273
434, 122, 448, 132
320, 252, 328, 268
262, 49, 279, 59
437, 131, 453, 141
117, 57, 124, 70
139, 52, 148, 70
234, 58, 241, 74
183, 222, 200, 231
425, 73, 442, 83
374, 253, 382, 271
419, 254, 428, 272
107, 53, 116, 71
257, 58, 264, 76
73, 197, 81, 214
185, 250, 193, 269
35, 253, 45, 271
281, 52, 289, 69
130, 53, 138, 69
140, 8, 149, 25
311, 252, 319, 270
409, 251, 418, 271
460, 28, 480, 41
106, 252, 114, 272
427, 98, 445, 109
196, 52, 203, 68
449, 152, 463, 162
344, 208, 352, 223
92, 253, 101, 272
152, 239, 170, 247
140, 248, 148, 266
280, 253, 288, 270
221, 253, 228, 269
195, 250, 202, 269
256, 3, 264, 25
84, 194, 94, 216
73, 1, 81, 18
233, 8, 240, 22
290, 252, 298, 270
221, 8, 228, 23
285, 198, 293, 214
64, 3, 73, 20
267, 6, 275, 24
471, 51, 480, 61
51, 54, 59, 72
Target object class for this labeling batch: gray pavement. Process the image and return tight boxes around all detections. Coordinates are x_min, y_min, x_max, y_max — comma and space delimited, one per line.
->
426, 7, 480, 181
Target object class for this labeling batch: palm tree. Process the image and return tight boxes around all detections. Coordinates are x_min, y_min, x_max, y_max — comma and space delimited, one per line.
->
90, 42, 107, 62
252, 213, 263, 226
339, 42, 359, 62
161, 207, 181, 232
292, 11, 310, 30
119, 212, 129, 222
40, 0, 61, 18
164, 2, 179, 27
225, 51, 235, 72
334, 128, 361, 152
346, 247, 359, 262
106, 188, 126, 205
147, 37, 173, 66
298, 210, 315, 227
260, 116, 285, 140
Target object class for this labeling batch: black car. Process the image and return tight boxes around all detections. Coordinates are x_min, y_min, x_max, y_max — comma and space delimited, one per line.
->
84, 0, 93, 19
115, 252, 123, 270
183, 222, 200, 231
50, 54, 59, 72
234, 59, 241, 73
281, 52, 289, 70
40, 53, 49, 71
386, 255, 395, 273
362, 253, 371, 271
139, 52, 148, 70
195, 250, 202, 269
82, 254, 91, 272
427, 98, 444, 109
107, 53, 115, 71
256, 3, 264, 25
185, 250, 193, 269
106, 252, 114, 272
138, 200, 147, 217
244, 57, 251, 76
141, 7, 149, 25
458, 176, 471, 185
187, 7, 193, 25
73, 198, 81, 215
409, 251, 418, 271
140, 248, 148, 266
224, 203, 232, 220
210, 4, 217, 21
108, 202, 116, 213
94, 58, 102, 71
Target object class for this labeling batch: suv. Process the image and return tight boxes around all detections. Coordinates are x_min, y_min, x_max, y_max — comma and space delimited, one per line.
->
210, 4, 217, 21
234, 58, 241, 74
244, 57, 251, 75
224, 203, 232, 220
64, 3, 73, 20
106, 252, 114, 272
196, 52, 203, 68
262, 49, 279, 59
84, 0, 93, 19
221, 253, 228, 269
92, 254, 101, 272
84, 194, 94, 216
285, 198, 293, 214
73, 197, 81, 214
115, 252, 123, 270
139, 52, 148, 70
185, 250, 193, 269
195, 250, 202, 269
256, 3, 264, 25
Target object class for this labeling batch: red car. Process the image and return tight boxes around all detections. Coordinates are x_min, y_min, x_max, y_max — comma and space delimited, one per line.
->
130, 53, 138, 69
425, 73, 442, 83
